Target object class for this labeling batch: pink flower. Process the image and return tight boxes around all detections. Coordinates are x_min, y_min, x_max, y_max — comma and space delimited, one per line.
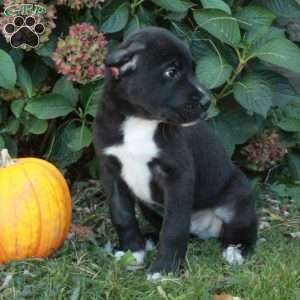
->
241, 130, 288, 172
56, 0, 105, 10
52, 23, 108, 84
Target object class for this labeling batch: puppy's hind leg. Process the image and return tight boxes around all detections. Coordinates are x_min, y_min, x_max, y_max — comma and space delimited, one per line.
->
221, 213, 257, 265
217, 177, 258, 265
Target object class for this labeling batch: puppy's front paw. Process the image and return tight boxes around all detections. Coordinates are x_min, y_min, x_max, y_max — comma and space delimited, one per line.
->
222, 245, 245, 265
114, 250, 146, 270
147, 255, 180, 281
114, 239, 156, 271
146, 272, 163, 281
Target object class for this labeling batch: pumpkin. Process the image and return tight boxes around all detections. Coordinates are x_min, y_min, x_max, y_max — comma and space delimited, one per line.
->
0, 149, 72, 264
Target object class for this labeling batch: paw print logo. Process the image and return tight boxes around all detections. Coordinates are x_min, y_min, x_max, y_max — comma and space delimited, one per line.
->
4, 16, 45, 48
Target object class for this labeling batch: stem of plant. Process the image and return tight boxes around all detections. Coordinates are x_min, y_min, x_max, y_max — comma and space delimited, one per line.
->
131, 0, 144, 15
216, 58, 246, 100
0, 149, 16, 167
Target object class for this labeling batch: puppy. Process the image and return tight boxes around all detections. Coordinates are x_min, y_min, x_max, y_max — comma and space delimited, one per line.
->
93, 27, 257, 279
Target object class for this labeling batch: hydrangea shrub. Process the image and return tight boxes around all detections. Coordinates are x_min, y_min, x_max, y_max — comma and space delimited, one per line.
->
0, 0, 299, 188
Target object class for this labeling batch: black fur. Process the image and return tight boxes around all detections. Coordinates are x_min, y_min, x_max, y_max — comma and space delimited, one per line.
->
93, 27, 257, 276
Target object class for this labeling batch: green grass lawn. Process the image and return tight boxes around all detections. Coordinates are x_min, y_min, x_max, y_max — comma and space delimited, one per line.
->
0, 181, 299, 300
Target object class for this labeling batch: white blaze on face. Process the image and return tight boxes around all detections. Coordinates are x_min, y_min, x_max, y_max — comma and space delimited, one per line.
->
105, 117, 160, 205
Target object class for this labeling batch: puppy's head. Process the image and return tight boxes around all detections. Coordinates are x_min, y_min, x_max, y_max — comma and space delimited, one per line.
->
105, 27, 210, 126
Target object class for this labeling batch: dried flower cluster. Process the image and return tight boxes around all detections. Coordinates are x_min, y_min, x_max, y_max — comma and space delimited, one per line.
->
241, 130, 288, 172
0, 1, 57, 49
56, 0, 104, 10
52, 23, 108, 84
0, 88, 23, 102
0, 84, 51, 102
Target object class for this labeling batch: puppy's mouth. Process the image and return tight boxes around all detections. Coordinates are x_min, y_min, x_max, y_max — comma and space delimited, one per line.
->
161, 109, 208, 127
180, 112, 208, 127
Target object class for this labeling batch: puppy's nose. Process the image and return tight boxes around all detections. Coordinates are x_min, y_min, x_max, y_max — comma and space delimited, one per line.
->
192, 94, 210, 110
200, 95, 210, 110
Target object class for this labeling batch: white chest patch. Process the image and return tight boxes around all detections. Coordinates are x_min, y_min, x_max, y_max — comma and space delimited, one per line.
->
104, 117, 159, 205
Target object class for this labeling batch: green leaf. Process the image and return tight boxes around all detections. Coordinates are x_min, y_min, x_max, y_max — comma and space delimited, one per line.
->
9, 48, 24, 65
101, 4, 129, 33
151, 0, 194, 12
188, 31, 216, 60
138, 6, 156, 26
4, 119, 20, 135
0, 49, 17, 90
200, 0, 231, 14
47, 123, 83, 168
118, 251, 137, 267
17, 65, 32, 98
0, 135, 5, 149
282, 102, 300, 120
10, 99, 25, 118
196, 52, 233, 89
274, 102, 300, 132
235, 5, 275, 43
235, 5, 275, 29
80, 82, 104, 117
167, 11, 188, 21
233, 73, 273, 117
25, 94, 75, 120
210, 108, 261, 156
35, 35, 58, 57
251, 38, 300, 74
261, 72, 299, 107
53, 76, 79, 107
193, 9, 241, 46
67, 125, 93, 152
288, 152, 300, 180
31, 57, 50, 86
247, 26, 285, 53
1, 134, 17, 156
25, 116, 48, 135
124, 16, 142, 37
256, 0, 300, 19
124, 9, 156, 38
276, 118, 300, 132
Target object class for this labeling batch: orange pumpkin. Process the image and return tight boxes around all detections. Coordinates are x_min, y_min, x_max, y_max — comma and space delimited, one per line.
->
0, 149, 72, 264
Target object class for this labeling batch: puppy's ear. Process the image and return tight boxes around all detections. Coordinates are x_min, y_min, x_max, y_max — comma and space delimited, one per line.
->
105, 42, 145, 78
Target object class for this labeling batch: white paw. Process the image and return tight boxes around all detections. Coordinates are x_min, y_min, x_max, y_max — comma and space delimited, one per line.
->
113, 240, 155, 270
132, 250, 146, 265
222, 245, 245, 265
114, 250, 146, 270
145, 239, 156, 252
114, 250, 126, 261
146, 272, 162, 281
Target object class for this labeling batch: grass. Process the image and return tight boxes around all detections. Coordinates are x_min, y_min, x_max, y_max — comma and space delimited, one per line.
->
0, 181, 299, 300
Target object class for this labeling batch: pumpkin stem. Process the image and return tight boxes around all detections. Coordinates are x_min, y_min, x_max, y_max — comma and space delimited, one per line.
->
0, 149, 16, 167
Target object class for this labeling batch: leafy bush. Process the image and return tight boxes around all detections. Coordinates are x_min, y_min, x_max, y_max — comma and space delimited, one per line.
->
0, 0, 300, 185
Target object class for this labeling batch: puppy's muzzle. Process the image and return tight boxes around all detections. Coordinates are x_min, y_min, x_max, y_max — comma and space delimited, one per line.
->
190, 94, 210, 112
181, 93, 210, 123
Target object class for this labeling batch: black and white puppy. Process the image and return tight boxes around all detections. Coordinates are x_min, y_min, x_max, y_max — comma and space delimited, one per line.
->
93, 27, 257, 279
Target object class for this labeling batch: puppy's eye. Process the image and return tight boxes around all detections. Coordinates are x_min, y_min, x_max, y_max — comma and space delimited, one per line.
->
164, 67, 179, 79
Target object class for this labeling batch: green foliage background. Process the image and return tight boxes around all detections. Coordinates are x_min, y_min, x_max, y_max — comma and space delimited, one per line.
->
0, 0, 300, 188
